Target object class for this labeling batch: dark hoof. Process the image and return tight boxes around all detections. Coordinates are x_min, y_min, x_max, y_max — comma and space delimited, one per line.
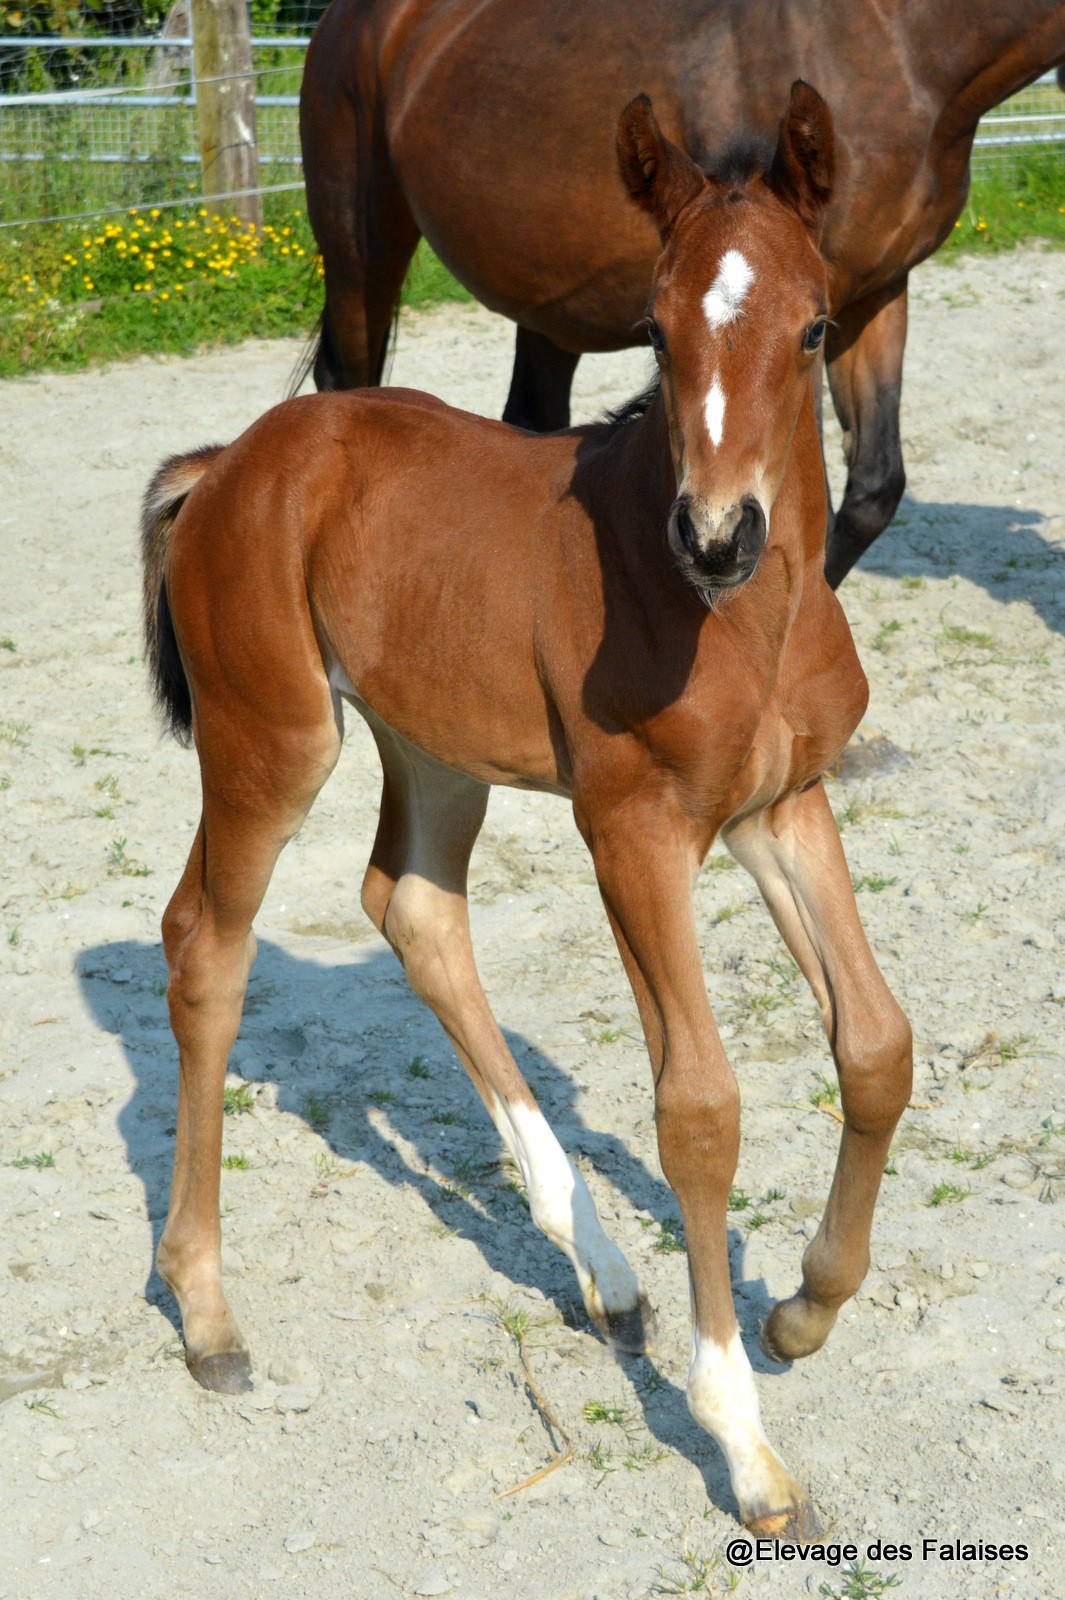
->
758, 1316, 790, 1366
747, 1500, 824, 1541
760, 1294, 837, 1363
601, 1295, 657, 1355
188, 1348, 253, 1394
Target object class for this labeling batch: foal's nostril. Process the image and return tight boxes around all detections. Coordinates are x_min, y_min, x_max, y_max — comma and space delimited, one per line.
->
735, 497, 768, 564
672, 498, 699, 557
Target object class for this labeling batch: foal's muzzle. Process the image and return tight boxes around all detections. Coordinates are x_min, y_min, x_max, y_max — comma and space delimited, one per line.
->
669, 495, 768, 591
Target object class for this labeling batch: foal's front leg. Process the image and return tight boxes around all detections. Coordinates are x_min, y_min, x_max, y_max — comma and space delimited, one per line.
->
582, 796, 819, 1537
725, 781, 912, 1362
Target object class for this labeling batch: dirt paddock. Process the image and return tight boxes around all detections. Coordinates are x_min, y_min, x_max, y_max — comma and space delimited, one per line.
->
2, 247, 1064, 1600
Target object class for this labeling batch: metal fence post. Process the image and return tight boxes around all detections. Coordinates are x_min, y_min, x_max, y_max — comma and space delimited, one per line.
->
189, 0, 262, 228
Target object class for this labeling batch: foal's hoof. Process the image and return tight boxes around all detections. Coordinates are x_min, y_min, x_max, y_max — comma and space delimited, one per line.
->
600, 1295, 657, 1355
760, 1295, 836, 1364
746, 1499, 824, 1542
188, 1347, 253, 1394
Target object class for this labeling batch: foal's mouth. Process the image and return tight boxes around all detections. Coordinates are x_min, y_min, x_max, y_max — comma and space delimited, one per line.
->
668, 494, 768, 600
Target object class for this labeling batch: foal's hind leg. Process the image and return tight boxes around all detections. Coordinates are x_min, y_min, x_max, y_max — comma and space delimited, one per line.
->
725, 781, 912, 1361
360, 728, 649, 1349
158, 716, 340, 1391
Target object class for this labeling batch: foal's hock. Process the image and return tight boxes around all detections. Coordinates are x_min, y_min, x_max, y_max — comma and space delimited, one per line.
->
143, 85, 912, 1536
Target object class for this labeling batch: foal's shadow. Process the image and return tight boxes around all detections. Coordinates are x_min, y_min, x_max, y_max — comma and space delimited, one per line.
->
851, 495, 1065, 638
77, 932, 785, 1518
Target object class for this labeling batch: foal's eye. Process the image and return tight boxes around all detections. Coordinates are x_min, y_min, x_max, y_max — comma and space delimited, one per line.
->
646, 318, 665, 354
802, 318, 827, 353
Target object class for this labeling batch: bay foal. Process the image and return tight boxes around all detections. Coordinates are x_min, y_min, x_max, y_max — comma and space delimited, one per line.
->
142, 85, 911, 1535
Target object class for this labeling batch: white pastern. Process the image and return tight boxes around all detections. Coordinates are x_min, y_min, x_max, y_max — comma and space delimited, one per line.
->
705, 375, 725, 448
702, 249, 755, 330
688, 1327, 798, 1513
491, 1098, 640, 1320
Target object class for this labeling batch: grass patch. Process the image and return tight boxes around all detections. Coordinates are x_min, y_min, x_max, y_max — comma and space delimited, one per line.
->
1, 206, 470, 377
223, 1083, 255, 1116
641, 1214, 685, 1254
221, 1153, 251, 1171
929, 1180, 972, 1207
10, 1150, 55, 1170
939, 149, 1065, 257
852, 873, 899, 894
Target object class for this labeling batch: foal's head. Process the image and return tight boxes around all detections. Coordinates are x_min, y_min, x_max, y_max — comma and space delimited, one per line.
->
617, 82, 834, 595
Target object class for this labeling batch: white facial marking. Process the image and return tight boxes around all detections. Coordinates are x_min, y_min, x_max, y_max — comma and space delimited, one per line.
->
688, 1327, 797, 1515
702, 249, 755, 330
704, 374, 725, 448
488, 1096, 640, 1321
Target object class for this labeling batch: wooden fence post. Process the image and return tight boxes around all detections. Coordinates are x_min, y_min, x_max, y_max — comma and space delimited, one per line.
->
190, 0, 262, 229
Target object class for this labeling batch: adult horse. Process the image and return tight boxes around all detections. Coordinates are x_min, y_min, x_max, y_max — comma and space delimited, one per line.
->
142, 84, 912, 1535
299, 0, 1065, 586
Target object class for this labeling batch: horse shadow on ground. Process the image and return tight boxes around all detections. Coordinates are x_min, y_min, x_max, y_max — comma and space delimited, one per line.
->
854, 495, 1065, 637
77, 933, 791, 1520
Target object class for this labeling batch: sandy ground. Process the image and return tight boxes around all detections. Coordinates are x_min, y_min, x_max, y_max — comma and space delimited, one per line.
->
1, 246, 1064, 1600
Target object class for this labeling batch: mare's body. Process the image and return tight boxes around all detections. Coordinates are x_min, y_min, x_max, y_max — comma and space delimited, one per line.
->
300, 0, 1065, 583
143, 89, 912, 1536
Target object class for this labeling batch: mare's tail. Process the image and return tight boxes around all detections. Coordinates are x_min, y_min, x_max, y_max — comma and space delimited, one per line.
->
140, 444, 225, 746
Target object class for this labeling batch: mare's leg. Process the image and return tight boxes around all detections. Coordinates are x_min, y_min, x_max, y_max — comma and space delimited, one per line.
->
581, 793, 817, 1536
823, 278, 908, 588
158, 712, 340, 1391
724, 781, 912, 1361
360, 728, 649, 1349
301, 78, 420, 391
502, 327, 581, 430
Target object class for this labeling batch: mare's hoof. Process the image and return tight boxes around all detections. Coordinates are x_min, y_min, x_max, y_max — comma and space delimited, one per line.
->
746, 1499, 824, 1542
188, 1348, 253, 1394
601, 1295, 657, 1355
760, 1296, 835, 1364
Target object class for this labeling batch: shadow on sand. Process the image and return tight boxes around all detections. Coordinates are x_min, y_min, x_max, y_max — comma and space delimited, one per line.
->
849, 495, 1065, 636
77, 932, 795, 1520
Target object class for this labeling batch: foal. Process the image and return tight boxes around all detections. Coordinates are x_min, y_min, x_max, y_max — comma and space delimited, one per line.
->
142, 84, 911, 1536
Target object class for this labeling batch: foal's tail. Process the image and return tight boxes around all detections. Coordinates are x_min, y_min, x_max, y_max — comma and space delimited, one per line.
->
140, 444, 224, 746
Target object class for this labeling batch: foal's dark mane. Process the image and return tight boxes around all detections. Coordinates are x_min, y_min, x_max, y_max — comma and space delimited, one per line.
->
604, 375, 661, 429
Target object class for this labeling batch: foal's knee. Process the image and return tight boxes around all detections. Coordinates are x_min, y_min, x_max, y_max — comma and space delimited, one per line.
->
655, 1063, 741, 1190
835, 1001, 912, 1136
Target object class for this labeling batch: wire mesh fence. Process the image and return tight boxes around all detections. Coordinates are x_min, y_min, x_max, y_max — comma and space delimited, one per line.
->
0, 37, 1062, 228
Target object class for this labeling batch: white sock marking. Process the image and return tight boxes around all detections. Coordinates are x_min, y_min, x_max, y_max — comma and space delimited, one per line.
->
705, 375, 725, 448
702, 249, 754, 330
688, 1327, 797, 1514
487, 1097, 640, 1321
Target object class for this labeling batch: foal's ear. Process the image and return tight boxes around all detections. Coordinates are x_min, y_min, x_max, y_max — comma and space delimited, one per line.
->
767, 80, 835, 233
617, 94, 706, 238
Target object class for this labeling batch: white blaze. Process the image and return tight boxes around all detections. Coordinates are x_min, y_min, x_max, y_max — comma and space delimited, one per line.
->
705, 375, 725, 448
702, 249, 755, 329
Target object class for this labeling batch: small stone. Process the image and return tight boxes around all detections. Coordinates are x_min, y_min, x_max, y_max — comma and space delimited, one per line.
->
82, 1511, 102, 1531
284, 1531, 316, 1554
62, 1372, 90, 1391
894, 1289, 919, 1314
1045, 1331, 1065, 1354
598, 1530, 625, 1548
969, 1260, 990, 1279
413, 1572, 454, 1596
40, 1435, 77, 1462
274, 1384, 319, 1414
268, 1357, 320, 1388
498, 1549, 518, 1572
111, 969, 133, 984
1000, 1165, 1035, 1191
